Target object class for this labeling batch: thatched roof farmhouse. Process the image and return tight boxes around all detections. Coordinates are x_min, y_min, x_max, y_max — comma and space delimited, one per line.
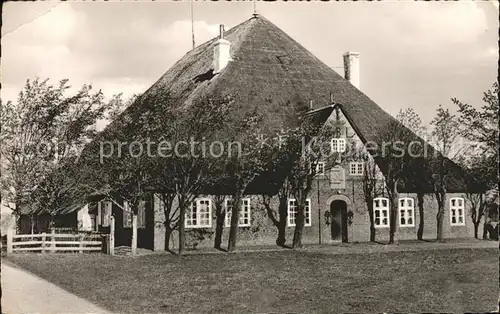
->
22, 15, 486, 248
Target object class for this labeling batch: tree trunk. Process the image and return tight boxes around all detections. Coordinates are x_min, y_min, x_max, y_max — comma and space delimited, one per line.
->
436, 206, 444, 242
482, 221, 488, 239
292, 202, 305, 248
388, 195, 398, 244
214, 208, 224, 250
164, 226, 173, 251
227, 194, 242, 252
178, 205, 186, 255
473, 221, 480, 239
367, 203, 375, 242
131, 214, 137, 255
276, 201, 288, 247
417, 193, 424, 240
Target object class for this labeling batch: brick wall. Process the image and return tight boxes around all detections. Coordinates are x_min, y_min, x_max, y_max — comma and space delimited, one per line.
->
147, 109, 482, 250
149, 183, 481, 251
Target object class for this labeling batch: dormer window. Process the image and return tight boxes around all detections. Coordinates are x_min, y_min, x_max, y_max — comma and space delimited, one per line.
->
331, 138, 346, 152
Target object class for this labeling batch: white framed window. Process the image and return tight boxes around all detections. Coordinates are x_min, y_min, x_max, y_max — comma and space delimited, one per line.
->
225, 198, 251, 227
287, 199, 312, 227
316, 162, 325, 175
123, 200, 132, 228
137, 200, 146, 229
373, 197, 389, 228
97, 202, 102, 226
91, 215, 98, 231
449, 197, 465, 226
399, 197, 415, 227
349, 162, 364, 176
99, 201, 112, 227
331, 138, 346, 152
186, 198, 212, 228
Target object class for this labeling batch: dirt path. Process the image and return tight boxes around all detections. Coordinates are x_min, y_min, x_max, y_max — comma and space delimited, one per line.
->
1, 261, 111, 314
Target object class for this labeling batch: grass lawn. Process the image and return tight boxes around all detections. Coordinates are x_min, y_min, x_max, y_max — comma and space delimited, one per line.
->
5, 247, 499, 313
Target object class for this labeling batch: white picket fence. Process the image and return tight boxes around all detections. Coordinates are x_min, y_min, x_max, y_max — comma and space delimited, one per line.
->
6, 229, 103, 255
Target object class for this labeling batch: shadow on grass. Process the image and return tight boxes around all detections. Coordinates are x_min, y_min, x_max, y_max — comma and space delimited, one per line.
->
419, 239, 436, 243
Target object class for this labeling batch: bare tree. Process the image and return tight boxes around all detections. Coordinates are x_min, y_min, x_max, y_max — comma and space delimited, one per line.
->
465, 193, 486, 239
429, 105, 460, 242
286, 120, 335, 248
148, 95, 233, 254
396, 108, 428, 240
225, 112, 270, 252
362, 157, 379, 242
261, 176, 291, 247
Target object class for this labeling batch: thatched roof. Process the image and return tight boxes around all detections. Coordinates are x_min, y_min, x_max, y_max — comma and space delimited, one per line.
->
79, 14, 483, 195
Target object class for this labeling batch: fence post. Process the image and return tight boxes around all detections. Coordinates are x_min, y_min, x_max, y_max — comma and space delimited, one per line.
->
41, 233, 46, 254
109, 216, 115, 256
131, 214, 137, 255
6, 228, 13, 255
51, 229, 56, 252
79, 234, 84, 254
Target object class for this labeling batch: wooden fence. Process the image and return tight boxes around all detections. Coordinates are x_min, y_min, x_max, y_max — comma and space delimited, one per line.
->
6, 229, 103, 255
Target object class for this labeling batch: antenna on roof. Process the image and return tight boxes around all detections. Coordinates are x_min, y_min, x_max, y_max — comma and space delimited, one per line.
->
309, 100, 313, 109
253, 0, 258, 16
191, 0, 195, 49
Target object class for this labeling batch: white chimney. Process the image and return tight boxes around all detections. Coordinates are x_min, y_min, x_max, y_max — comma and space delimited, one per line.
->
343, 52, 360, 89
213, 25, 231, 74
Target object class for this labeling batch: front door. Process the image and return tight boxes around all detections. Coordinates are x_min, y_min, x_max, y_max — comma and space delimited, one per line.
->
330, 200, 348, 242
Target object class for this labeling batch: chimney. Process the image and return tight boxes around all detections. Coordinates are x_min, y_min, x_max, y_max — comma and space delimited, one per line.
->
213, 24, 231, 74
343, 52, 360, 89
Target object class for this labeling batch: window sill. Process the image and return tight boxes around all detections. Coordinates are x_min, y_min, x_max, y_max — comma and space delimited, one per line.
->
225, 225, 252, 228
185, 225, 212, 229
399, 225, 416, 228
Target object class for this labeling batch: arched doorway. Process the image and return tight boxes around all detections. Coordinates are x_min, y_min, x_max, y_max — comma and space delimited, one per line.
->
330, 200, 348, 242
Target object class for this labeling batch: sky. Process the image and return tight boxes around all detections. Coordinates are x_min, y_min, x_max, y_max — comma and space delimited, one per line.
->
2, 1, 498, 126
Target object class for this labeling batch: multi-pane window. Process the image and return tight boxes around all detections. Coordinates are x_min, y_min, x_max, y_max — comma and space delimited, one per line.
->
331, 138, 346, 152
123, 200, 132, 228
399, 197, 415, 227
450, 197, 465, 226
186, 198, 212, 228
99, 201, 112, 227
137, 201, 146, 229
91, 215, 98, 231
349, 162, 364, 176
373, 197, 389, 228
316, 162, 325, 175
225, 198, 251, 227
287, 199, 312, 227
